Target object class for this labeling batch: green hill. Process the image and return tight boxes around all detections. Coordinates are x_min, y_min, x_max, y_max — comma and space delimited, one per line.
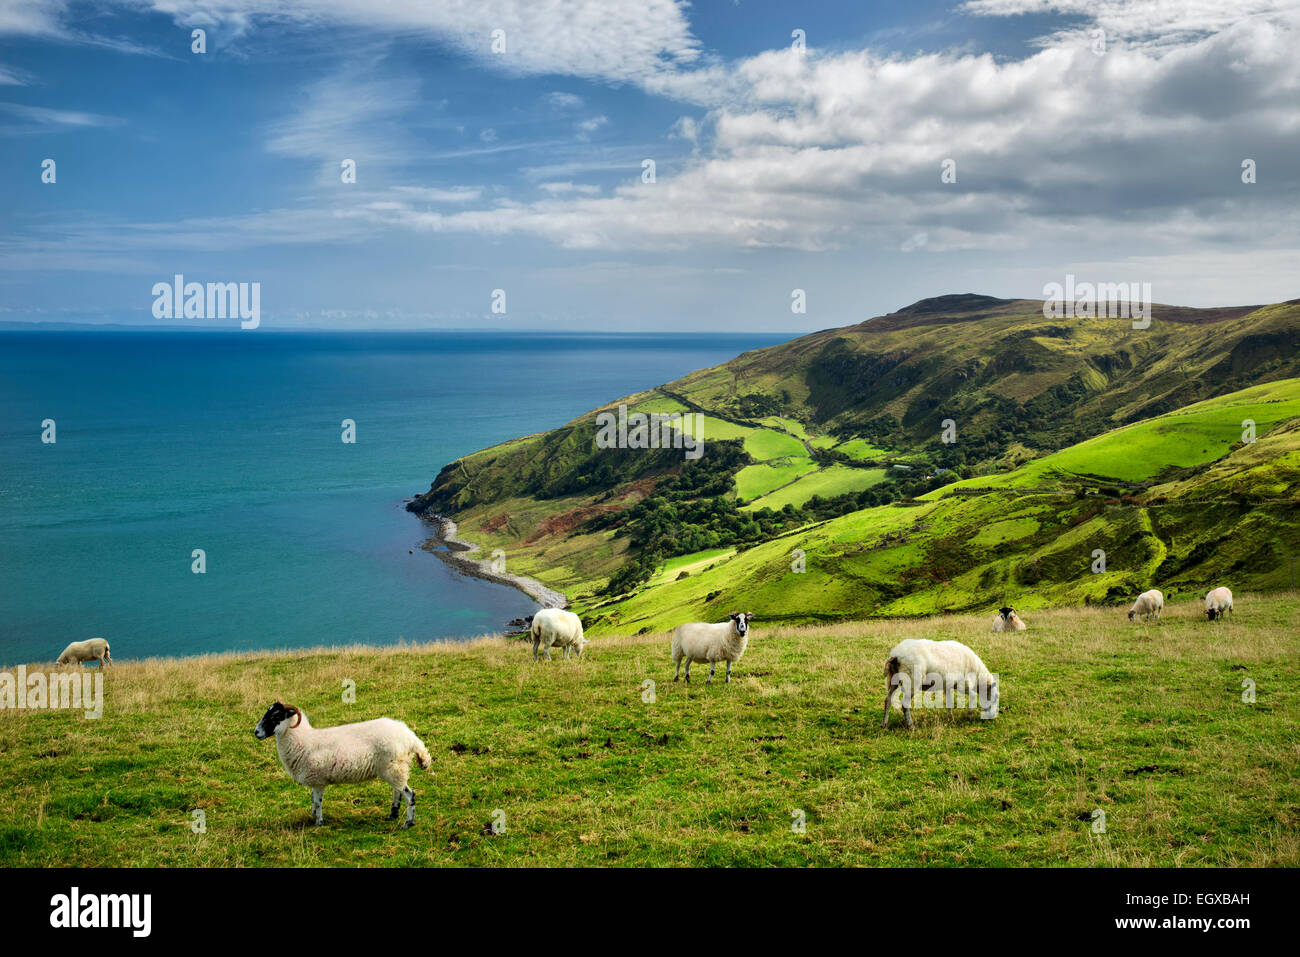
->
408, 296, 1300, 632
4, 597, 1297, 866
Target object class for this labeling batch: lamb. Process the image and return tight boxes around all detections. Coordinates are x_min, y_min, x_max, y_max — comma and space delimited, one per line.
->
1205, 586, 1234, 621
530, 608, 587, 661
882, 638, 999, 729
253, 702, 431, 828
56, 637, 112, 667
991, 606, 1026, 632
671, 612, 753, 683
1128, 589, 1164, 622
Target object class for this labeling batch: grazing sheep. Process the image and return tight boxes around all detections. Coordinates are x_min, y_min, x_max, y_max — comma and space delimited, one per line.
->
1205, 586, 1234, 621
530, 608, 587, 661
671, 612, 753, 683
1128, 589, 1164, 622
252, 702, 431, 828
56, 637, 112, 667
882, 638, 999, 729
991, 606, 1026, 632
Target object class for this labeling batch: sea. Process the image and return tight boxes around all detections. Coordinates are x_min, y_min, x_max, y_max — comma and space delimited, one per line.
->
0, 329, 789, 664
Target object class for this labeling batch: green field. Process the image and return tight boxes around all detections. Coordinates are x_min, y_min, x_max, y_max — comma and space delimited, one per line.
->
645, 548, 736, 586
3, 596, 1295, 866
743, 429, 807, 461
734, 458, 819, 501
743, 465, 888, 510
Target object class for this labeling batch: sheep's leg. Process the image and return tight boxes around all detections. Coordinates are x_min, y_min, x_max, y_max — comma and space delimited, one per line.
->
725, 661, 732, 683
389, 789, 402, 821
901, 679, 914, 729
564, 646, 570, 660
881, 681, 894, 729
532, 639, 540, 662
673, 657, 682, 681
684, 660, 691, 683
311, 788, 324, 825
402, 787, 415, 829
707, 661, 716, 684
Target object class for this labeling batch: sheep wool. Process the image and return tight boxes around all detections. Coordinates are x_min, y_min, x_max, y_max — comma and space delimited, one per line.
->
671, 612, 753, 683
1205, 587, 1234, 621
882, 638, 999, 729
530, 608, 587, 661
56, 637, 112, 667
991, 607, 1026, 632
253, 702, 432, 828
1128, 589, 1164, 622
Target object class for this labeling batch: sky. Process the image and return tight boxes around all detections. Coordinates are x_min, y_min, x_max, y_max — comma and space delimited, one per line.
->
1, 0, 1297, 332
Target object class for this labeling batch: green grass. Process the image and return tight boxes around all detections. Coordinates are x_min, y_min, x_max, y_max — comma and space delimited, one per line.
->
943, 378, 1300, 490
3, 597, 1295, 866
743, 429, 807, 461
835, 438, 893, 461
645, 548, 737, 586
734, 457, 819, 501
743, 465, 887, 510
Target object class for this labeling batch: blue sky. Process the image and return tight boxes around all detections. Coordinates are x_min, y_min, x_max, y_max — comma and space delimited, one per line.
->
1, 0, 1297, 331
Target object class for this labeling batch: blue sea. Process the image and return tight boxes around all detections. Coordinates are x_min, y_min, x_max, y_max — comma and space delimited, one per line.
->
0, 329, 788, 664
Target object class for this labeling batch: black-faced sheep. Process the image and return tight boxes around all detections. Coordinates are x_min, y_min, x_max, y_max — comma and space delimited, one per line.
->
671, 612, 753, 683
991, 606, 1026, 632
253, 702, 431, 828
1205, 587, 1234, 621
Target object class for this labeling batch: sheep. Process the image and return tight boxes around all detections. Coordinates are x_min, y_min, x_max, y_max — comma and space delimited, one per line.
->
530, 608, 587, 661
991, 606, 1026, 632
671, 612, 753, 683
252, 702, 431, 828
1128, 589, 1164, 622
1205, 586, 1234, 621
882, 638, 999, 729
56, 637, 112, 667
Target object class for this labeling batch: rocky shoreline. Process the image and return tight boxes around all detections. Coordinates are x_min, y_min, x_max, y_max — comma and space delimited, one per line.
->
417, 514, 569, 614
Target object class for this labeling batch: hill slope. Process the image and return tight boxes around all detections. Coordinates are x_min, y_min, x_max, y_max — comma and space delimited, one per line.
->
3, 597, 1296, 866
407, 296, 1300, 629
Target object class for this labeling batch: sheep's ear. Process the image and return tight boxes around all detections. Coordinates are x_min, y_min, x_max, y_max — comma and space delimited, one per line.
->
744, 612, 754, 621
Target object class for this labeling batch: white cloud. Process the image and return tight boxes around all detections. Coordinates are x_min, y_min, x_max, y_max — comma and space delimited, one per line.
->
117, 0, 701, 85
0, 101, 122, 129
538, 182, 601, 195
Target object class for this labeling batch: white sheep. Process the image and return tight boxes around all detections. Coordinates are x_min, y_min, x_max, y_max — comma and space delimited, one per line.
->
671, 612, 753, 683
882, 638, 999, 729
1205, 586, 1234, 621
56, 637, 112, 667
530, 608, 587, 661
1128, 589, 1164, 622
253, 702, 431, 828
991, 606, 1026, 632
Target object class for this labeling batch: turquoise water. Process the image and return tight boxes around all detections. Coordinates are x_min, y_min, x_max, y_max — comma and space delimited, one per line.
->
0, 330, 787, 663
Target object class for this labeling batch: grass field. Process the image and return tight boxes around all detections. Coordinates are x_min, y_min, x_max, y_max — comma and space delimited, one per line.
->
3, 596, 1295, 867
734, 457, 819, 501
743, 464, 888, 510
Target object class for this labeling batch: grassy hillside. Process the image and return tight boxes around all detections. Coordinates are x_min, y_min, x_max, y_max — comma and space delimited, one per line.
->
3, 596, 1295, 866
585, 379, 1300, 633
406, 296, 1300, 629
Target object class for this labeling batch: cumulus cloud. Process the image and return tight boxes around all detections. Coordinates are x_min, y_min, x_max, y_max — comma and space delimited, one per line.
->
338, 9, 1300, 256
